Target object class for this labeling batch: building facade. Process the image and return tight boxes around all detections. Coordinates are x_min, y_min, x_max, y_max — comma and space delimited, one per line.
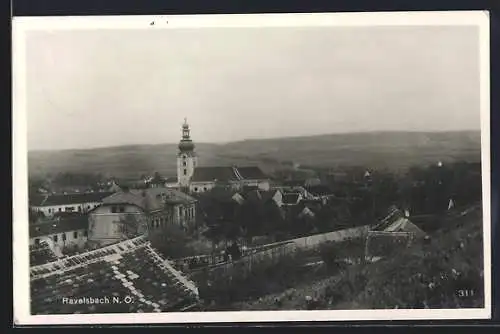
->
29, 216, 89, 255
88, 187, 197, 247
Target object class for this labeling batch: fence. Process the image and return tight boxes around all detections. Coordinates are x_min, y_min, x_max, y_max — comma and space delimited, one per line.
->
188, 225, 370, 282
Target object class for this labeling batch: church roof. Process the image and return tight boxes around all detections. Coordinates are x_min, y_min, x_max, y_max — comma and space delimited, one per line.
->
30, 237, 200, 314
236, 166, 268, 180
191, 167, 240, 183
190, 166, 268, 183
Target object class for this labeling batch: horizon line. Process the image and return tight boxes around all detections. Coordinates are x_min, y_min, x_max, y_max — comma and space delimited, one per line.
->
28, 128, 481, 153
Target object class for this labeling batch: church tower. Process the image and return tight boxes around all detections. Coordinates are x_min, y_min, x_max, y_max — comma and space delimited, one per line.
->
177, 118, 197, 188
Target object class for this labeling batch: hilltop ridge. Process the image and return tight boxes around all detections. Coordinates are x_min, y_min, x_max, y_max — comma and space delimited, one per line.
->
28, 130, 481, 179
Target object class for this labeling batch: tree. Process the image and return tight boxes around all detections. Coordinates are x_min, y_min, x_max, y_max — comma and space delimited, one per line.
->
149, 223, 194, 259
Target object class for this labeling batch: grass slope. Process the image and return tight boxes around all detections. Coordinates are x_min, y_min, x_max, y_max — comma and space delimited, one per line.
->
28, 130, 480, 179
232, 205, 484, 310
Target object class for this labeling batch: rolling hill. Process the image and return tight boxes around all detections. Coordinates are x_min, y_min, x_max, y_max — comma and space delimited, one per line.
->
28, 130, 481, 180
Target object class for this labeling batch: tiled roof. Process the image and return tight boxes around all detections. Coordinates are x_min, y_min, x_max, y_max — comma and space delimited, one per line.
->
29, 194, 47, 206
236, 166, 268, 180
30, 216, 89, 238
30, 237, 200, 314
30, 241, 58, 266
191, 166, 268, 183
101, 191, 149, 210
34, 192, 114, 207
144, 187, 197, 205
191, 167, 239, 182
305, 185, 334, 196
377, 217, 427, 238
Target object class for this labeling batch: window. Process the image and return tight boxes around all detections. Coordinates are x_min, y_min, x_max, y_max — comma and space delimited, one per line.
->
53, 235, 58, 242
62, 233, 67, 241
111, 206, 117, 213
183, 161, 187, 167
84, 230, 88, 237
119, 206, 125, 213
34, 238, 40, 245
58, 208, 62, 212
87, 205, 91, 209
73, 231, 78, 239
194, 187, 198, 192
78, 206, 82, 212
48, 208, 52, 213
183, 169, 187, 175
203, 187, 207, 191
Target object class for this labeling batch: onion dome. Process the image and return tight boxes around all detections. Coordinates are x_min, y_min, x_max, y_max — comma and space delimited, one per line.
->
178, 118, 195, 152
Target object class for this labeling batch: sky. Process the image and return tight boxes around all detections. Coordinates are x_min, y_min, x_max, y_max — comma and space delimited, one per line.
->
24, 25, 480, 151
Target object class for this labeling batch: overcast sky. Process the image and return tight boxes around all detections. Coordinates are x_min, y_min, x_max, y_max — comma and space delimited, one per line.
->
25, 25, 480, 151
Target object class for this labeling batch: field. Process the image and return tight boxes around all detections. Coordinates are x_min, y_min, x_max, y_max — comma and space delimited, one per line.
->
28, 130, 481, 180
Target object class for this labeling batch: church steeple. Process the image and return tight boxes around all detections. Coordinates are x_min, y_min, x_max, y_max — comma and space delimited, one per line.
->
178, 118, 195, 152
177, 118, 197, 188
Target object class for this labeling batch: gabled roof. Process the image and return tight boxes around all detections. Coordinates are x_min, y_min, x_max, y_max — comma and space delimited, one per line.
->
33, 192, 114, 207
305, 185, 334, 196
30, 237, 200, 314
236, 166, 268, 180
100, 188, 196, 212
191, 167, 239, 183
30, 216, 88, 238
101, 191, 150, 211
190, 166, 268, 183
377, 217, 427, 238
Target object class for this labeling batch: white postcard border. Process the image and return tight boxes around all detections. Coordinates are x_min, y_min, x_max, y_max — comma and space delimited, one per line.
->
12, 11, 491, 325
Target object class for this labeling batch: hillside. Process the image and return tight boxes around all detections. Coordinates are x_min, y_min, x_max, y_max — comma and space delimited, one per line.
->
28, 130, 481, 180
230, 205, 484, 310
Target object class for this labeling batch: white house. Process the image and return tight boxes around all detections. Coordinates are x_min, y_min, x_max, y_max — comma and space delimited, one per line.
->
29, 215, 89, 254
88, 187, 198, 247
30, 192, 114, 217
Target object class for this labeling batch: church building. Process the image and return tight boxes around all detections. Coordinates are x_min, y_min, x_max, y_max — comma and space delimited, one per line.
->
169, 119, 271, 194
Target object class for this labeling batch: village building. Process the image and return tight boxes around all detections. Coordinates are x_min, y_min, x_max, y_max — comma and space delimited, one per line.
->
29, 215, 89, 256
365, 206, 427, 262
30, 192, 114, 217
304, 185, 335, 203
87, 187, 197, 247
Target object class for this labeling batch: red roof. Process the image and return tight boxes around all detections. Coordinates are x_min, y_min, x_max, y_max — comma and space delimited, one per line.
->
30, 237, 200, 314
